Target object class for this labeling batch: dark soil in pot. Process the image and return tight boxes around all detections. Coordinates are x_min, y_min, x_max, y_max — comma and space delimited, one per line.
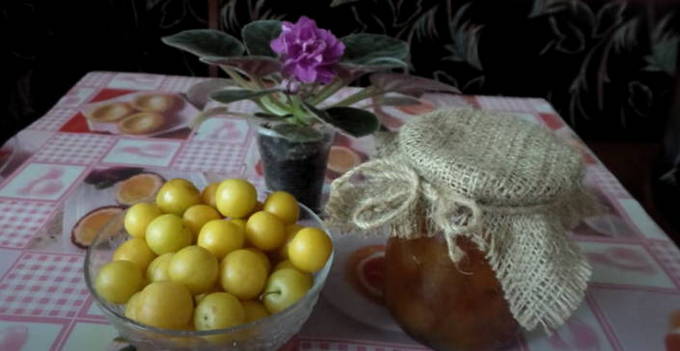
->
257, 128, 333, 213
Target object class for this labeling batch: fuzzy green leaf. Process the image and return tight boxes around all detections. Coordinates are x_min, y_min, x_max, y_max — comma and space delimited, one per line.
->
330, 0, 362, 6
255, 112, 288, 119
341, 33, 409, 67
201, 56, 281, 78
269, 124, 324, 143
644, 37, 678, 75
185, 79, 235, 109
376, 95, 423, 106
307, 105, 379, 137
336, 63, 404, 83
210, 88, 280, 104
162, 29, 244, 58
242, 20, 283, 57
370, 73, 460, 97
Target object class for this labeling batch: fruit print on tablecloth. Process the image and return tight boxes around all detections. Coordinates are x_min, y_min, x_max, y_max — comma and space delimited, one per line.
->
296, 338, 430, 351
539, 113, 567, 130
588, 287, 680, 351
62, 167, 207, 253
614, 198, 671, 240
107, 73, 164, 91
158, 75, 206, 93
29, 107, 80, 132
578, 241, 675, 289
1, 131, 56, 179
75, 72, 115, 88
57, 87, 98, 108
2, 71, 678, 351
322, 233, 402, 333
192, 118, 250, 144
0, 199, 57, 249
0, 321, 64, 351
586, 164, 632, 200
647, 240, 680, 289
523, 300, 614, 351
0, 249, 21, 278
0, 163, 86, 201
508, 112, 542, 125
60, 321, 118, 351
101, 139, 181, 167
32, 133, 115, 165
571, 188, 639, 238
476, 96, 554, 113
0, 253, 87, 319
171, 140, 246, 175
59, 88, 196, 139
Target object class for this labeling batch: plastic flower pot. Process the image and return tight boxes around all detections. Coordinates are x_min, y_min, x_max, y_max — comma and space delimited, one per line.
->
255, 123, 334, 214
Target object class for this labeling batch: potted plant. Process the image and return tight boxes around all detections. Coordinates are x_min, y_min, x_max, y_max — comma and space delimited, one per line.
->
163, 16, 458, 213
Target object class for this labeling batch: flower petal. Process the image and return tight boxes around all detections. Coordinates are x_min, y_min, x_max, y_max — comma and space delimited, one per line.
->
269, 16, 345, 84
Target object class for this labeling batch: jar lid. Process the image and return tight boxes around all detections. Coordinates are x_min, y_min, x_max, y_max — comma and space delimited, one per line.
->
398, 109, 583, 206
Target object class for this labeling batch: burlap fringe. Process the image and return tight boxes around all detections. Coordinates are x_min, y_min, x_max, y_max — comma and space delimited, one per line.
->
325, 157, 599, 332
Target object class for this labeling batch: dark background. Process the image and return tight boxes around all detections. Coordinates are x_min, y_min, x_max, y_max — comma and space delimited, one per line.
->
2, 0, 680, 237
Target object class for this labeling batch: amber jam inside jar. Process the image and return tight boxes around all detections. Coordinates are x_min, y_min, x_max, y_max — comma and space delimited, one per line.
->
384, 235, 519, 351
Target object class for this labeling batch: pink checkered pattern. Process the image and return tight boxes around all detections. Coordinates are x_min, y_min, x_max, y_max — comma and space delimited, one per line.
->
476, 96, 553, 113
298, 339, 428, 351
158, 76, 208, 93
589, 165, 632, 199
249, 175, 268, 200
0, 253, 87, 319
33, 133, 115, 165
647, 240, 680, 287
75, 72, 115, 88
172, 141, 246, 174
28, 108, 78, 131
0, 199, 56, 248
4, 72, 678, 350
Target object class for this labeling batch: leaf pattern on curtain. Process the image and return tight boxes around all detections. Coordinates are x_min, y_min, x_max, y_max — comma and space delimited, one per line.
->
645, 15, 679, 76
2, 0, 678, 143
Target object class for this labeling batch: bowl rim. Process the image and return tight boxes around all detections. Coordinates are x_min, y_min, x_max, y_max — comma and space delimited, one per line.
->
84, 201, 335, 337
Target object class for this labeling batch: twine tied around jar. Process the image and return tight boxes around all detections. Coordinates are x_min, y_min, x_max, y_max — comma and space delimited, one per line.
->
327, 157, 484, 263
325, 108, 601, 333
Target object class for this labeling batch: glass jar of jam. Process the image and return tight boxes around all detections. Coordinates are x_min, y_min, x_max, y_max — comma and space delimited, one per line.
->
326, 109, 594, 350
384, 234, 519, 351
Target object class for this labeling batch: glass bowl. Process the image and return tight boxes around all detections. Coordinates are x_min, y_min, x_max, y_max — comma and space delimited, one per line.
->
84, 203, 334, 351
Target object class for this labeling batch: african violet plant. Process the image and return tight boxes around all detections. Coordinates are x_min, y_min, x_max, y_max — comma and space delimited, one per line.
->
162, 16, 458, 142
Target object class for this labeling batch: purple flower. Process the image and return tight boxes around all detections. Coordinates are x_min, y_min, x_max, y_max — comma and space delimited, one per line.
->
271, 16, 345, 84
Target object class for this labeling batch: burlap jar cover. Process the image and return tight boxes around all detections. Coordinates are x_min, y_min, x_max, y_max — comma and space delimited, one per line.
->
325, 108, 599, 332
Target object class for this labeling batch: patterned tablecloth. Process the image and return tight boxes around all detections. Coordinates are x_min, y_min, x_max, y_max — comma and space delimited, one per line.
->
1, 72, 679, 351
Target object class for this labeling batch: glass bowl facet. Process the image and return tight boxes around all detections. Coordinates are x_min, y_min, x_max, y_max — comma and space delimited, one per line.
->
84, 203, 333, 351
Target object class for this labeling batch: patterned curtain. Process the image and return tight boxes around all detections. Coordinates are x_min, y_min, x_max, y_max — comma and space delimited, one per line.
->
3, 0, 678, 142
